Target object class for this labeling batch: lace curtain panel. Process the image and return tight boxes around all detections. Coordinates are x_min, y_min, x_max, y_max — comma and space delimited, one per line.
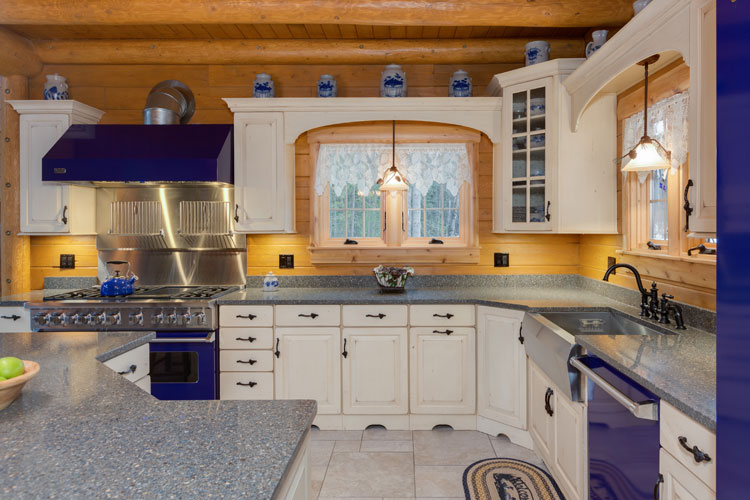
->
315, 143, 471, 197
622, 92, 689, 182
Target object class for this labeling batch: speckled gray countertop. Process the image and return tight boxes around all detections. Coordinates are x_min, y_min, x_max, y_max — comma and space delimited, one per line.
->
218, 286, 716, 429
0, 331, 317, 499
0, 289, 68, 306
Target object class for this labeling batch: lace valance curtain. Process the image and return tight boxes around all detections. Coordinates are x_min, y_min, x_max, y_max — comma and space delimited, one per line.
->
314, 143, 471, 197
622, 92, 689, 181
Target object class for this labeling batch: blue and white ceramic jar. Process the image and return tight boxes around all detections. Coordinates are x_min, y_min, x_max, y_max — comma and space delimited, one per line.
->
380, 64, 406, 97
263, 272, 279, 292
43, 74, 69, 100
449, 70, 472, 97
317, 74, 337, 98
585, 30, 609, 58
525, 41, 551, 66
253, 73, 275, 98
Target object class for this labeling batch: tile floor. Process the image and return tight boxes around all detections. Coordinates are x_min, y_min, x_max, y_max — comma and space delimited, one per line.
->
310, 427, 547, 499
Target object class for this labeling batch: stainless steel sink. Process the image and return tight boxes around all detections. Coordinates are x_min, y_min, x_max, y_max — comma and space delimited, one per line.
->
538, 311, 675, 336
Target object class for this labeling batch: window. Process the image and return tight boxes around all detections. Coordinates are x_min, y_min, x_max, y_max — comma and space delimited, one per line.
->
329, 184, 382, 240
648, 169, 668, 242
407, 184, 460, 239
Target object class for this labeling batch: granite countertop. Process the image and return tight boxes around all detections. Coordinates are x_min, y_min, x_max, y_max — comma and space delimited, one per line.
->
0, 289, 68, 306
217, 286, 716, 429
0, 331, 317, 499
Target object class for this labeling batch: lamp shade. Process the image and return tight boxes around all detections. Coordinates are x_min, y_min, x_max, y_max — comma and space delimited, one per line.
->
377, 165, 409, 191
621, 137, 671, 172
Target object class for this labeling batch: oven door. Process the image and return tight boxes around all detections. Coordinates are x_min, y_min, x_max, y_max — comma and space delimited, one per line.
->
149, 331, 216, 400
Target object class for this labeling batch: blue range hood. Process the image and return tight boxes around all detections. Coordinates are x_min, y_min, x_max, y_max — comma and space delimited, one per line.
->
42, 124, 233, 184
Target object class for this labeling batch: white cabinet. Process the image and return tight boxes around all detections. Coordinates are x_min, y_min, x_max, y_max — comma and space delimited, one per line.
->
231, 111, 295, 233
274, 327, 341, 414
409, 327, 475, 415
477, 306, 526, 429
488, 59, 617, 233
8, 100, 104, 235
660, 449, 715, 500
342, 327, 408, 415
102, 343, 151, 394
528, 358, 555, 458
276, 431, 312, 500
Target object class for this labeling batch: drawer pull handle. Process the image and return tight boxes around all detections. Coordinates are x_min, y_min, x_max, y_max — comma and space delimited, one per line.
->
235, 336, 257, 343
298, 313, 319, 319
236, 381, 257, 387
236, 359, 257, 365
236, 314, 257, 320
366, 313, 386, 319
433, 329, 453, 335
544, 387, 554, 416
433, 313, 454, 319
117, 364, 137, 376
678, 436, 712, 463
518, 324, 524, 344
653, 473, 663, 500
0, 314, 21, 321
342, 338, 348, 358
274, 338, 281, 358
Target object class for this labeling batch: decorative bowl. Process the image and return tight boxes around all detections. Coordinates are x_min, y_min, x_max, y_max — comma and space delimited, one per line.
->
0, 360, 40, 410
373, 266, 414, 292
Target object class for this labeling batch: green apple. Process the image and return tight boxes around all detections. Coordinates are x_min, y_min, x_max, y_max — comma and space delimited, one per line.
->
0, 357, 24, 379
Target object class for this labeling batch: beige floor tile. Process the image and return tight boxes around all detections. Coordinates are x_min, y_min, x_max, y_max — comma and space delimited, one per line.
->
413, 430, 495, 466
311, 466, 327, 499
415, 466, 466, 498
319, 452, 416, 498
311, 429, 363, 441
363, 428, 413, 441
489, 435, 548, 471
360, 440, 414, 452
333, 440, 361, 453
310, 440, 335, 466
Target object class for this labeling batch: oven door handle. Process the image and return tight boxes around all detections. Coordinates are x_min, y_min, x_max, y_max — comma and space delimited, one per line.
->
570, 356, 658, 421
150, 332, 215, 343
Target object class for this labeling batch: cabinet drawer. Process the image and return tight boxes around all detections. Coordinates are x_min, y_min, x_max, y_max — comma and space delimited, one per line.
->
660, 400, 716, 490
220, 350, 274, 372
103, 343, 150, 382
343, 305, 408, 327
220, 372, 274, 400
410, 305, 475, 326
134, 375, 151, 394
276, 305, 340, 326
219, 305, 274, 327
220, 327, 273, 350
0, 306, 30, 333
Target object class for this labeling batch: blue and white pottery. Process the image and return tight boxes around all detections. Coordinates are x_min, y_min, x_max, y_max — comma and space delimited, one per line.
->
530, 97, 545, 116
253, 73, 275, 98
263, 272, 280, 292
43, 74, 69, 100
449, 70, 472, 97
525, 41, 551, 66
380, 64, 407, 97
586, 30, 609, 58
633, 0, 652, 15
317, 74, 337, 98
530, 134, 546, 149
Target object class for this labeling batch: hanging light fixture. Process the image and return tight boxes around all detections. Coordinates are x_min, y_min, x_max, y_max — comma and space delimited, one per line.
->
620, 55, 672, 172
377, 120, 409, 192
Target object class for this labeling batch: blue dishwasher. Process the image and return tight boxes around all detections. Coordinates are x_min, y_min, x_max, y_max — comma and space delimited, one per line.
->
570, 355, 661, 500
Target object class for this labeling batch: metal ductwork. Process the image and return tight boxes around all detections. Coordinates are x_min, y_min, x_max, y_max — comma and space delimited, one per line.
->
143, 80, 196, 125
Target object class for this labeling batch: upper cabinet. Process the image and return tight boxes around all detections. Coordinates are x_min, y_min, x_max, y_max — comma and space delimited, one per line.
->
8, 100, 104, 235
488, 59, 618, 233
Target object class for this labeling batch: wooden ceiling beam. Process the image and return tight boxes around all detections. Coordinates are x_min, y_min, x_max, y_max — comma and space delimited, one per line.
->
0, 28, 42, 76
33, 38, 584, 65
0, 0, 634, 28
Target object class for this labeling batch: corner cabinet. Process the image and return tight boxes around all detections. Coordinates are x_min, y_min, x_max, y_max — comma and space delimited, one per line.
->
8, 100, 104, 235
488, 59, 617, 233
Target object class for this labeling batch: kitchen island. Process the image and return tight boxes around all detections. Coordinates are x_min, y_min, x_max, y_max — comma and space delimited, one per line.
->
0, 330, 316, 499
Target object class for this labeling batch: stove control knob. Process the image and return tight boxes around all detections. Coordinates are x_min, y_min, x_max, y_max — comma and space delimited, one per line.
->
49, 313, 63, 326
71, 313, 84, 325
33, 313, 50, 326
59, 313, 71, 326
129, 311, 144, 326
104, 312, 121, 326
165, 312, 177, 325
194, 311, 207, 326
152, 311, 165, 325
181, 311, 192, 325
85, 313, 100, 326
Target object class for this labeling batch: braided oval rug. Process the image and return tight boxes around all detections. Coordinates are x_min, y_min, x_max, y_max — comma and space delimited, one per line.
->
463, 458, 566, 500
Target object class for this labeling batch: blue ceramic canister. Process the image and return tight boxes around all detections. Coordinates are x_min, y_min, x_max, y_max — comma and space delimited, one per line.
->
253, 73, 275, 98
380, 64, 407, 97
317, 74, 338, 97
43, 74, 69, 100
449, 70, 472, 97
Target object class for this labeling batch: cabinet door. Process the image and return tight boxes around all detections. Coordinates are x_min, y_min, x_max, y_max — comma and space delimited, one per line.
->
342, 328, 408, 414
477, 307, 526, 428
19, 114, 71, 233
688, 0, 717, 234
660, 449, 715, 500
553, 392, 587, 500
274, 327, 341, 414
410, 327, 475, 414
528, 359, 554, 460
233, 112, 294, 233
503, 78, 555, 231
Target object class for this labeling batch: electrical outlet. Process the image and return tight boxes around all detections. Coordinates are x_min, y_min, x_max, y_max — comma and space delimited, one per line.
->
607, 256, 617, 273
279, 254, 294, 269
60, 254, 75, 269
494, 253, 509, 267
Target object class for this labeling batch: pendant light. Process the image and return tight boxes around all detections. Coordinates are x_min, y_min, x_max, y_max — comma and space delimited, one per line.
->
620, 55, 672, 172
377, 120, 409, 192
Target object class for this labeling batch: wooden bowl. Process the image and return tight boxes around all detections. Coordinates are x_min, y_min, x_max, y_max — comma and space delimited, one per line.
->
0, 360, 40, 410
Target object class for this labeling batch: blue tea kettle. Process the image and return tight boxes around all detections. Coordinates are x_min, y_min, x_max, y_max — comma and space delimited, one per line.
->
100, 260, 138, 297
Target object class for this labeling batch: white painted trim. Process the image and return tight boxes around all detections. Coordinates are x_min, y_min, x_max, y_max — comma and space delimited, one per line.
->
477, 416, 534, 449
409, 414, 477, 430
487, 58, 585, 96
342, 415, 411, 431
8, 99, 106, 123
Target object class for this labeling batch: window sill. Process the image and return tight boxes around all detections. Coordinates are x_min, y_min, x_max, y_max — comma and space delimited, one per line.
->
616, 249, 716, 265
309, 246, 481, 265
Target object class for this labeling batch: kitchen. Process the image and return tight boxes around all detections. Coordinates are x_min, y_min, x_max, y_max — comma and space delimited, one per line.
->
0, 0, 743, 499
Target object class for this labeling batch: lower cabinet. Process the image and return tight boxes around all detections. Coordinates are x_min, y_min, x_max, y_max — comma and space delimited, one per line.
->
102, 343, 151, 394
276, 430, 312, 500
528, 358, 555, 458
659, 449, 715, 500
342, 327, 409, 415
409, 327, 475, 414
